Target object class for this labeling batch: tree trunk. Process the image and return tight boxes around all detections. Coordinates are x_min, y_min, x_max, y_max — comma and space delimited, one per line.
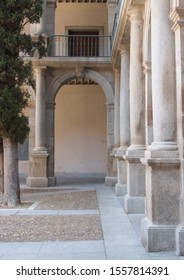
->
0, 138, 4, 194
3, 138, 20, 207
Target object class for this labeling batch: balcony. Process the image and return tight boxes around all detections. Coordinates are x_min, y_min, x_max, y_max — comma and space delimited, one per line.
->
48, 35, 111, 58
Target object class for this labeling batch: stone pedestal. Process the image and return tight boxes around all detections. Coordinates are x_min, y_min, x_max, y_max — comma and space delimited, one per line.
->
176, 226, 184, 255
115, 148, 127, 196
124, 148, 145, 213
27, 151, 48, 187
141, 150, 180, 251
141, 218, 177, 252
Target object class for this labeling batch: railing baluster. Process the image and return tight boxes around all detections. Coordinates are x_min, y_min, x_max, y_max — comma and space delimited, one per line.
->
50, 35, 111, 58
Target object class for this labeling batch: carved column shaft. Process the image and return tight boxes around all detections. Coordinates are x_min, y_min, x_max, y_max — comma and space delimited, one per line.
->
34, 67, 47, 151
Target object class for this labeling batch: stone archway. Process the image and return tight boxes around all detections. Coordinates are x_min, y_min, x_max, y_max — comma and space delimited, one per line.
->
46, 69, 115, 185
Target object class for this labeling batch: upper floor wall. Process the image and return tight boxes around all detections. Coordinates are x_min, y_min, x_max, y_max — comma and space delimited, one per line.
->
55, 3, 108, 35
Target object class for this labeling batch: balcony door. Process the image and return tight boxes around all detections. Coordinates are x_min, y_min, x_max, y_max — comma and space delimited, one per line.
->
68, 30, 99, 57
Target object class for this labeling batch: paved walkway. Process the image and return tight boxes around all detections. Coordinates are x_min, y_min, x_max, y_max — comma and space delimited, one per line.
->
0, 184, 184, 260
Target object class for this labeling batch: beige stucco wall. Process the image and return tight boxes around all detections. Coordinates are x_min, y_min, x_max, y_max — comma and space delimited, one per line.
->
55, 84, 107, 177
55, 3, 108, 35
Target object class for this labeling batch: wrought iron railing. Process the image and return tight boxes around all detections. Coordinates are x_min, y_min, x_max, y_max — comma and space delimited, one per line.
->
48, 35, 111, 57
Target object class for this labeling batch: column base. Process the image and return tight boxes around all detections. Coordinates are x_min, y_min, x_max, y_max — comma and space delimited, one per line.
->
141, 217, 176, 252
105, 176, 117, 186
27, 150, 49, 188
124, 149, 145, 213
26, 177, 48, 188
124, 194, 145, 214
115, 183, 127, 196
176, 226, 184, 256
48, 176, 56, 186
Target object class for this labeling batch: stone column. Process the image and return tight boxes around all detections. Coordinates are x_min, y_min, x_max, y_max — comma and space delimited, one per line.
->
112, 67, 120, 177
115, 45, 130, 196
46, 102, 56, 186
113, 68, 120, 149
28, 100, 35, 156
105, 103, 117, 186
123, 5, 145, 213
170, 4, 184, 255
141, 0, 180, 252
27, 67, 48, 187
143, 61, 153, 147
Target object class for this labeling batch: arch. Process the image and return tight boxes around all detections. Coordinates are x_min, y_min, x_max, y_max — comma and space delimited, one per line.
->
45, 68, 115, 185
46, 69, 114, 105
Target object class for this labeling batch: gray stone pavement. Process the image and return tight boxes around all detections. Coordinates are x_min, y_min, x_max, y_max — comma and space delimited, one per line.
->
0, 184, 184, 260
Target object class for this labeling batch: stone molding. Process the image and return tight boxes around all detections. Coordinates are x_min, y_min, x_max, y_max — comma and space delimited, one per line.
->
47, 69, 114, 105
170, 8, 184, 32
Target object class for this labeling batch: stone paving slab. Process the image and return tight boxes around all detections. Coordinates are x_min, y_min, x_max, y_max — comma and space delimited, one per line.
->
0, 240, 106, 260
0, 183, 184, 260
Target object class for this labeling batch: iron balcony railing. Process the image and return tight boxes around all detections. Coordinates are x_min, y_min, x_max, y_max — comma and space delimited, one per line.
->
48, 35, 112, 57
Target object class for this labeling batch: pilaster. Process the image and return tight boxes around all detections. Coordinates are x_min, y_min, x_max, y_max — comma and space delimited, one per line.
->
46, 102, 56, 186
107, 0, 118, 35
105, 103, 117, 186
112, 67, 120, 179
36, 0, 47, 34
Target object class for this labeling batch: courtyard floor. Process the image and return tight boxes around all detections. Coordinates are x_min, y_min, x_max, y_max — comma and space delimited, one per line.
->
0, 183, 184, 260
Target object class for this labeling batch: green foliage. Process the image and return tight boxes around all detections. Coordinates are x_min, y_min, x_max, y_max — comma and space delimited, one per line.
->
0, 0, 45, 143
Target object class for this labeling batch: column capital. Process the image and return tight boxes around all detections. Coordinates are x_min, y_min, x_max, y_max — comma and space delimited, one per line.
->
142, 60, 151, 74
35, 66, 47, 76
128, 5, 144, 21
119, 43, 130, 56
170, 8, 184, 31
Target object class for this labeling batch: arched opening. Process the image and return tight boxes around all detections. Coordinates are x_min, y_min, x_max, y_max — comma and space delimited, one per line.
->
46, 69, 114, 186
55, 83, 107, 183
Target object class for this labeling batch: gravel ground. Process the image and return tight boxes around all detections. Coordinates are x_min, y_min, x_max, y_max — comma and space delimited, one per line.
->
0, 190, 98, 210
0, 188, 103, 241
0, 215, 102, 242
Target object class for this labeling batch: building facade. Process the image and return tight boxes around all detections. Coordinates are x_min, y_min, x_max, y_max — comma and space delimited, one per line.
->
20, 0, 184, 255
